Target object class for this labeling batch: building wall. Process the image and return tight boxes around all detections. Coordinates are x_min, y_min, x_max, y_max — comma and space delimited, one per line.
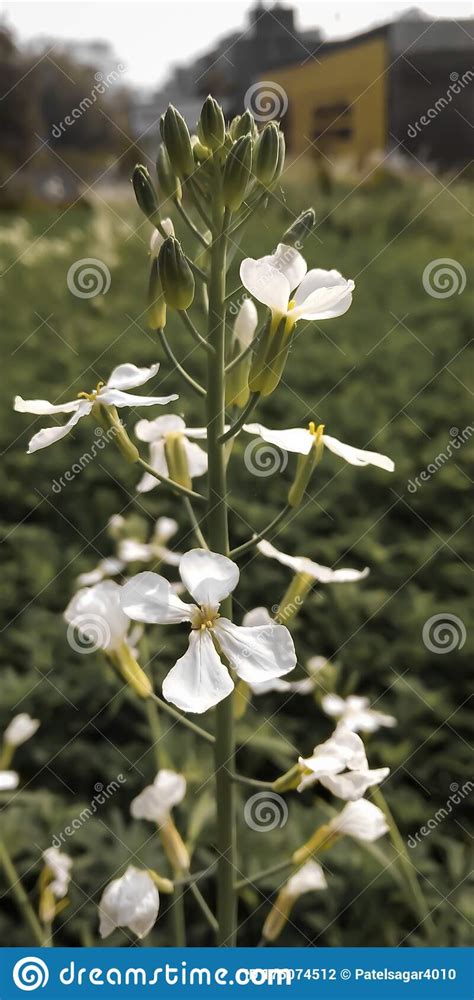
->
262, 37, 389, 162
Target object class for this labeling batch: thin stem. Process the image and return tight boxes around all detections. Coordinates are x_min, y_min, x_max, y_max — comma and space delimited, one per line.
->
0, 838, 45, 946
230, 772, 275, 790
182, 497, 208, 548
235, 859, 293, 891
137, 457, 206, 503
174, 198, 209, 249
189, 882, 218, 934
174, 862, 217, 887
157, 328, 205, 397
228, 189, 268, 238
230, 504, 292, 559
225, 331, 259, 374
170, 886, 186, 946
179, 310, 215, 355
207, 194, 237, 946
185, 177, 213, 230
218, 391, 260, 444
150, 693, 215, 744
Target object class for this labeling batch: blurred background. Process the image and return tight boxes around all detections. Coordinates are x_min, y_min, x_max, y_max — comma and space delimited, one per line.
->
0, 0, 472, 947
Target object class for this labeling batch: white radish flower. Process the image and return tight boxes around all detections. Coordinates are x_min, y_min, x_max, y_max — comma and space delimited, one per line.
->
14, 363, 177, 454
76, 557, 125, 588
243, 421, 394, 472
149, 218, 174, 258
298, 726, 389, 799
257, 538, 369, 584
120, 549, 297, 714
42, 847, 72, 899
0, 771, 19, 790
99, 865, 159, 939
240, 243, 354, 328
134, 415, 208, 493
118, 517, 181, 568
329, 799, 389, 842
65, 580, 130, 653
131, 769, 186, 825
322, 694, 397, 734
285, 860, 328, 898
3, 713, 40, 747
232, 298, 259, 349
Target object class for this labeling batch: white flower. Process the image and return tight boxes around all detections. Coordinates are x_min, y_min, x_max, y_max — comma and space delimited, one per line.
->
150, 218, 174, 258
118, 517, 181, 567
42, 847, 72, 899
76, 557, 125, 588
131, 769, 186, 825
322, 694, 397, 734
285, 860, 328, 898
240, 243, 354, 326
298, 726, 389, 799
121, 549, 297, 714
134, 415, 208, 493
257, 538, 369, 584
307, 655, 331, 678
232, 298, 258, 348
99, 864, 159, 939
244, 422, 394, 472
0, 771, 19, 790
64, 580, 130, 652
15, 363, 178, 454
329, 799, 389, 842
3, 713, 40, 747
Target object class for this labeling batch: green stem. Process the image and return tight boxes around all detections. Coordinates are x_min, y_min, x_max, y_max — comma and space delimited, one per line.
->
182, 497, 208, 548
218, 391, 260, 444
185, 177, 213, 230
225, 323, 265, 373
0, 838, 45, 946
170, 886, 186, 946
230, 772, 275, 790
179, 310, 215, 355
150, 693, 215, 744
189, 881, 219, 934
235, 858, 293, 891
174, 198, 209, 248
230, 505, 292, 559
157, 328, 205, 397
137, 457, 206, 503
207, 197, 237, 946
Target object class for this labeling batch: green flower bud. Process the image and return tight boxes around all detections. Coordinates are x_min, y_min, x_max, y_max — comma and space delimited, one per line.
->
160, 105, 194, 178
233, 109, 257, 139
132, 164, 159, 222
287, 423, 324, 508
147, 259, 166, 330
222, 134, 253, 211
254, 122, 280, 186
197, 95, 226, 151
158, 236, 195, 310
164, 432, 191, 490
156, 143, 182, 202
282, 208, 316, 247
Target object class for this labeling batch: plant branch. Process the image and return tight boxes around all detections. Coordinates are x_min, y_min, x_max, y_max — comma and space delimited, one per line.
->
137, 457, 206, 503
230, 772, 275, 790
174, 199, 209, 249
235, 859, 294, 891
157, 328, 205, 397
0, 838, 45, 946
185, 177, 213, 230
179, 310, 215, 354
218, 392, 260, 444
150, 693, 215, 744
189, 882, 218, 934
230, 505, 292, 559
182, 497, 208, 548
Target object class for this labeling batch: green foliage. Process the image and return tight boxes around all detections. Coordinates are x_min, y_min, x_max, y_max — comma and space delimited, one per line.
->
0, 170, 472, 946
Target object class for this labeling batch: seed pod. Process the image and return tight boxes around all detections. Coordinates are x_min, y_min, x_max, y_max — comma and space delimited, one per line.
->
254, 122, 280, 186
158, 236, 195, 310
132, 164, 159, 222
197, 95, 226, 151
282, 208, 316, 247
222, 134, 253, 211
160, 105, 194, 178
156, 143, 182, 202
233, 109, 257, 139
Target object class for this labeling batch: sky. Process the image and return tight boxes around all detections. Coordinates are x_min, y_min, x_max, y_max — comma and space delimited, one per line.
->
1, 0, 471, 89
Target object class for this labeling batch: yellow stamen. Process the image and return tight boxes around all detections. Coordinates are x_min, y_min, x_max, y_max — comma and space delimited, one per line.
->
77, 381, 105, 402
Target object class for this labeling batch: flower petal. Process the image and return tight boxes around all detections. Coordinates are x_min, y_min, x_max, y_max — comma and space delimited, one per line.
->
244, 422, 313, 455
150, 218, 174, 258
135, 415, 186, 442
240, 258, 290, 314
162, 629, 234, 714
233, 298, 258, 348
213, 618, 296, 683
179, 549, 239, 606
121, 572, 194, 624
14, 395, 81, 415
131, 768, 186, 824
106, 362, 161, 390
323, 434, 394, 471
64, 580, 129, 652
293, 270, 354, 320
183, 438, 208, 479
136, 440, 168, 493
261, 244, 307, 291
99, 865, 159, 939
329, 799, 389, 841
242, 607, 272, 627
0, 770, 19, 790
26, 400, 92, 453
98, 388, 178, 408
154, 517, 179, 543
257, 539, 369, 583
320, 767, 389, 800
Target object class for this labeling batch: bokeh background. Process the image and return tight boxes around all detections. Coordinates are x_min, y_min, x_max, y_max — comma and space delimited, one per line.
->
1, 0, 472, 947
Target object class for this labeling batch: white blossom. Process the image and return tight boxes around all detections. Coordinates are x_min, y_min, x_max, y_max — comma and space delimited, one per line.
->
244, 422, 394, 472
322, 694, 397, 734
15, 363, 177, 453
64, 580, 130, 652
42, 847, 72, 899
298, 726, 389, 799
257, 538, 369, 584
3, 713, 40, 747
99, 865, 159, 939
76, 557, 125, 588
0, 771, 19, 790
118, 517, 181, 567
134, 415, 208, 493
232, 298, 258, 348
131, 769, 186, 825
120, 549, 296, 714
285, 860, 328, 898
329, 799, 389, 842
240, 243, 353, 326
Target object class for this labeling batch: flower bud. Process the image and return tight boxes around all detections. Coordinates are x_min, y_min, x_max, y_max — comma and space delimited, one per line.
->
93, 404, 139, 464
132, 164, 159, 222
288, 423, 324, 507
254, 122, 280, 186
273, 763, 302, 793
160, 105, 194, 178
282, 208, 316, 248
275, 571, 314, 625
222, 134, 253, 211
110, 643, 152, 700
272, 130, 286, 184
198, 95, 226, 151
158, 237, 195, 310
147, 260, 166, 330
164, 432, 191, 490
159, 816, 190, 872
232, 109, 257, 140
226, 298, 258, 408
156, 143, 182, 202
292, 824, 336, 866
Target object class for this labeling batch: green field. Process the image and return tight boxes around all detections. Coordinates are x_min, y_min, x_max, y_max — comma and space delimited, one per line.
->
1, 166, 472, 946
